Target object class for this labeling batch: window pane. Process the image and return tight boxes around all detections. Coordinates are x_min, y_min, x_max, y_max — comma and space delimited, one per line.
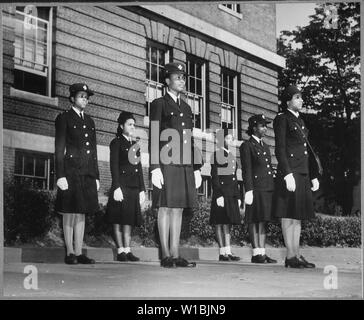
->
196, 65, 202, 79
15, 154, 23, 174
146, 61, 150, 80
158, 66, 164, 83
151, 64, 157, 82
229, 89, 234, 105
158, 49, 165, 66
229, 75, 234, 90
189, 77, 195, 93
24, 155, 34, 175
146, 47, 150, 62
189, 61, 195, 77
222, 73, 228, 88
151, 47, 157, 64
223, 88, 228, 103
196, 79, 202, 95
35, 158, 46, 177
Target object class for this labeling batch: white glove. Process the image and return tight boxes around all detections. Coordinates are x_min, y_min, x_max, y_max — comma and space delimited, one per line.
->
139, 191, 146, 205
244, 190, 253, 205
96, 179, 100, 191
57, 177, 68, 191
216, 196, 224, 207
238, 199, 242, 207
311, 178, 319, 192
284, 173, 296, 192
113, 187, 124, 202
151, 168, 164, 189
194, 170, 202, 189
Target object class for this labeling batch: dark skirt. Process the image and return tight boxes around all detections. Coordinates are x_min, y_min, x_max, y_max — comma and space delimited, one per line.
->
56, 174, 99, 214
152, 165, 197, 209
210, 194, 242, 225
245, 191, 273, 224
273, 173, 315, 220
106, 187, 142, 226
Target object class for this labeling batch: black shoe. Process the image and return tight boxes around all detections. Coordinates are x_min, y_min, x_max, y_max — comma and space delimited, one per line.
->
251, 254, 266, 263
117, 252, 127, 262
299, 255, 315, 268
228, 254, 241, 261
65, 253, 78, 265
126, 252, 140, 262
263, 255, 277, 264
285, 256, 304, 268
219, 254, 230, 261
174, 257, 197, 268
76, 254, 95, 264
161, 256, 175, 268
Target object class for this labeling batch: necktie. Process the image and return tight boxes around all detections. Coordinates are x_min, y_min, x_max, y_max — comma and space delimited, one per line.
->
260, 139, 264, 147
80, 113, 84, 121
177, 97, 180, 107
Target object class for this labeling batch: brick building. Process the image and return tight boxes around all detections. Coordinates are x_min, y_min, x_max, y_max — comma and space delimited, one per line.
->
2, 3, 285, 203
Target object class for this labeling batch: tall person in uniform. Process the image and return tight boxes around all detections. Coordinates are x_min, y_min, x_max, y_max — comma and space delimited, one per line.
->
149, 62, 203, 268
210, 129, 241, 262
107, 111, 146, 262
55, 83, 100, 265
273, 85, 320, 268
240, 115, 277, 264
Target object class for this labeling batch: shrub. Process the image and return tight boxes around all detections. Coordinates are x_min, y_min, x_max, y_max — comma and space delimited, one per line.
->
4, 179, 56, 244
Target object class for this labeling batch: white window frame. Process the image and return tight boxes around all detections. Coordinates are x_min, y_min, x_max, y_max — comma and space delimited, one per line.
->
14, 149, 54, 190
13, 7, 53, 97
221, 70, 239, 137
145, 42, 171, 117
185, 57, 206, 131
218, 4, 243, 19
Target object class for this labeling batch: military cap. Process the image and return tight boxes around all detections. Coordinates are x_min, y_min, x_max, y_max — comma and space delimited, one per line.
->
281, 85, 301, 102
248, 114, 271, 129
69, 83, 94, 97
164, 62, 186, 78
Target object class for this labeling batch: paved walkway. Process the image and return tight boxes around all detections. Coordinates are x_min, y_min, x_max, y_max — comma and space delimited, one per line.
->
4, 261, 361, 298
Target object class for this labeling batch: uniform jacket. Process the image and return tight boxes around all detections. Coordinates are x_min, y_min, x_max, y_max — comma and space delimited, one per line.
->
55, 108, 99, 179
240, 137, 274, 192
273, 110, 318, 178
148, 93, 203, 172
109, 135, 146, 192
210, 149, 240, 199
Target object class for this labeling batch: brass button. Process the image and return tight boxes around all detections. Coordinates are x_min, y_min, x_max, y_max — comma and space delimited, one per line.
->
87, 150, 90, 154
83, 125, 86, 129
265, 159, 268, 162
85, 134, 88, 137
182, 122, 185, 126
291, 154, 294, 157
304, 143, 307, 147
302, 126, 305, 129
135, 169, 138, 172
183, 130, 186, 134
73, 125, 76, 128
254, 175, 258, 179
268, 172, 271, 175
70, 155, 73, 158
86, 142, 89, 146
267, 165, 270, 168
304, 151, 308, 155
180, 113, 183, 117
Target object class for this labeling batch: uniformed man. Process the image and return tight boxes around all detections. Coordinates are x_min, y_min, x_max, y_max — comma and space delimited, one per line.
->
149, 62, 203, 268
55, 83, 100, 265
240, 114, 277, 264
273, 85, 320, 268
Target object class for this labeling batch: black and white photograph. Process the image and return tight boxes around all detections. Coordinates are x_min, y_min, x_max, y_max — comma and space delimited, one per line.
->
0, 0, 362, 302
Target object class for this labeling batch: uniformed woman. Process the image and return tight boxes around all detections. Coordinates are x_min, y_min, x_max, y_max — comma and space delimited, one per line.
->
240, 114, 277, 264
273, 85, 320, 268
210, 129, 241, 261
107, 112, 146, 262
149, 62, 203, 268
55, 83, 100, 265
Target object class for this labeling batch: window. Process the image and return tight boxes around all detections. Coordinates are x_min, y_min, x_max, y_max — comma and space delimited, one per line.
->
13, 6, 53, 96
221, 3, 241, 14
14, 150, 55, 190
218, 4, 243, 19
185, 55, 206, 130
221, 69, 239, 137
145, 41, 171, 116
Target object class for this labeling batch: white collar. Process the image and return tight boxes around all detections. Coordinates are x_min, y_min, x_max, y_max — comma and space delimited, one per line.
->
72, 106, 84, 118
222, 147, 230, 154
122, 134, 131, 142
166, 88, 180, 103
287, 108, 299, 118
252, 135, 262, 144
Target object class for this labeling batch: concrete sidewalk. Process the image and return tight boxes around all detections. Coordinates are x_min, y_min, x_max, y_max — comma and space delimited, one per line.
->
5, 246, 362, 271
4, 261, 362, 298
